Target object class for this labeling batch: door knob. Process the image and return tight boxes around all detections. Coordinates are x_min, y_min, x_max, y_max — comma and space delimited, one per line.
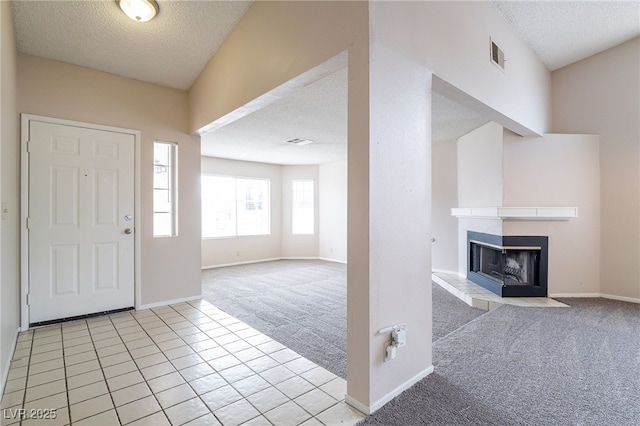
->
124, 228, 133, 235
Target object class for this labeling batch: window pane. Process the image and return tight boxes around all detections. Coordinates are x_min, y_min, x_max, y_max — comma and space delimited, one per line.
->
292, 180, 314, 234
153, 142, 177, 237
202, 176, 237, 238
237, 179, 270, 236
202, 175, 270, 238
154, 212, 172, 237
153, 143, 170, 166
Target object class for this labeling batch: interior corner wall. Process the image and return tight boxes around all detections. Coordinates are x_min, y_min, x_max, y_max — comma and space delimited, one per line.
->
17, 54, 202, 307
552, 37, 640, 300
431, 140, 458, 272
1, 0, 20, 388
200, 157, 283, 267
319, 160, 347, 263
502, 132, 601, 295
281, 165, 320, 258
455, 122, 505, 275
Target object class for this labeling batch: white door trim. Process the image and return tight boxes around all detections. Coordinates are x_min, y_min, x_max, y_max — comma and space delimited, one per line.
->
20, 114, 142, 330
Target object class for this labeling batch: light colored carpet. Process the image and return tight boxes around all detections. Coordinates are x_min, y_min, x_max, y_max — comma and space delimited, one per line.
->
201, 259, 484, 379
361, 297, 640, 425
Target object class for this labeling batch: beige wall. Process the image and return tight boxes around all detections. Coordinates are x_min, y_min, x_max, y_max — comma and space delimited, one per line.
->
552, 37, 640, 300
189, 1, 369, 134
281, 165, 320, 258
17, 54, 202, 307
431, 140, 459, 272
502, 132, 601, 295
319, 160, 347, 263
1, 0, 19, 389
201, 157, 283, 267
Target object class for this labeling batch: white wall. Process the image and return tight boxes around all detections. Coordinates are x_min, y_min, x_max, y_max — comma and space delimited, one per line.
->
18, 54, 202, 308
371, 1, 551, 136
552, 37, 640, 300
502, 132, 601, 295
1, 0, 19, 390
281, 165, 320, 258
455, 122, 504, 275
201, 157, 283, 267
431, 140, 458, 272
319, 160, 347, 262
457, 121, 504, 207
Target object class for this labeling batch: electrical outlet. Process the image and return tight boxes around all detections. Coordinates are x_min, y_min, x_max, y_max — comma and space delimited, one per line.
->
384, 341, 396, 362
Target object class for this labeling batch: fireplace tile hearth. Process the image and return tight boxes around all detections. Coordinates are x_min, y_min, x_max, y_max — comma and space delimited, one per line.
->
432, 272, 568, 310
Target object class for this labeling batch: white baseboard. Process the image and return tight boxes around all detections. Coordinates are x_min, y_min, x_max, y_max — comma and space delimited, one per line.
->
432, 269, 464, 277
201, 258, 282, 270
549, 293, 601, 298
600, 293, 640, 304
201, 256, 342, 270
280, 256, 319, 260
548, 293, 640, 304
345, 365, 435, 415
318, 257, 347, 264
137, 295, 202, 311
1, 328, 20, 396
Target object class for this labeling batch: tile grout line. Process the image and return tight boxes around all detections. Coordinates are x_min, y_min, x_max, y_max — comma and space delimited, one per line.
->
182, 300, 339, 425
6, 300, 357, 426
178, 302, 277, 426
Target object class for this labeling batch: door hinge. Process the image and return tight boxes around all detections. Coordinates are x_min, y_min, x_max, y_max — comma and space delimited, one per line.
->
26, 294, 30, 306
26, 217, 31, 229
26, 141, 32, 153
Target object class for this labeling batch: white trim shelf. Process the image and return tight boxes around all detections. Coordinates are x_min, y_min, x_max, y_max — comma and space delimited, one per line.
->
451, 207, 578, 220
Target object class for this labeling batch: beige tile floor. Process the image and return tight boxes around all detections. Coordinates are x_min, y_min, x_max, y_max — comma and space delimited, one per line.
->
0, 300, 365, 426
433, 272, 569, 310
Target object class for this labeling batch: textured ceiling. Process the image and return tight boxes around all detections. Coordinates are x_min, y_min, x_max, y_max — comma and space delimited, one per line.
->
492, 0, 640, 70
12, 0, 252, 90
202, 68, 348, 165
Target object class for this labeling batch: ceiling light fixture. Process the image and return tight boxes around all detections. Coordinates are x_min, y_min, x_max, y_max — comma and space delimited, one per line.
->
117, 0, 159, 22
285, 138, 314, 146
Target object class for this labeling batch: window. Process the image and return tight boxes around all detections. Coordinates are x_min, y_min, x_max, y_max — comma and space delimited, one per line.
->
153, 142, 177, 237
202, 175, 270, 238
292, 180, 314, 234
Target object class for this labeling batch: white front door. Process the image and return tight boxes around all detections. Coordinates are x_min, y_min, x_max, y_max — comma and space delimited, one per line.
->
28, 120, 135, 324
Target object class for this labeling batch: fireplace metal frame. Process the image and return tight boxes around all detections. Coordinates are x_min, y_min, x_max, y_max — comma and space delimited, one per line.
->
467, 231, 548, 297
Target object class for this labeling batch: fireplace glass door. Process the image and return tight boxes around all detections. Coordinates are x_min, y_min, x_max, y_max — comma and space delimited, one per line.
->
467, 232, 548, 297
474, 244, 539, 287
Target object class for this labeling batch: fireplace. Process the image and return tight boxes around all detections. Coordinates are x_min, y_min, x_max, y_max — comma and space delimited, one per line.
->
467, 231, 548, 297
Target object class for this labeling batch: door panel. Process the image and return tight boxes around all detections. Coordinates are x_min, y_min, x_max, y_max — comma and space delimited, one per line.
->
29, 120, 135, 324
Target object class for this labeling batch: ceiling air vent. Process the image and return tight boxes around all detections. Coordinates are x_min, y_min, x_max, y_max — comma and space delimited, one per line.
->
490, 38, 505, 71
285, 138, 314, 146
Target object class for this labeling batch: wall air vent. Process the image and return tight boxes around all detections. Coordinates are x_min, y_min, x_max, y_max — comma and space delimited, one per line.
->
285, 138, 314, 146
490, 38, 505, 71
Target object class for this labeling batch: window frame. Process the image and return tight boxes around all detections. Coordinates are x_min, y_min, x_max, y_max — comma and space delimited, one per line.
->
153, 141, 178, 238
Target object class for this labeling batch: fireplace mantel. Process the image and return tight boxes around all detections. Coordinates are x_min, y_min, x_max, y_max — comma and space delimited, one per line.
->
451, 207, 578, 220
